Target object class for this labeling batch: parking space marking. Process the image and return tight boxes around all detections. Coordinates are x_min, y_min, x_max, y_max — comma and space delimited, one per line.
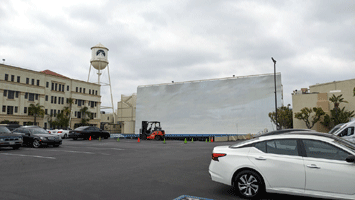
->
0, 153, 56, 159
65, 146, 125, 151
46, 149, 111, 155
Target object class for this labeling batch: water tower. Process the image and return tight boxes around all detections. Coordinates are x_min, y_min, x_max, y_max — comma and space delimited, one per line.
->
88, 43, 115, 114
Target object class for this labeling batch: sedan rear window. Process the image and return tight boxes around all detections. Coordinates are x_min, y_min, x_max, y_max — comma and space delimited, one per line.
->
254, 139, 298, 156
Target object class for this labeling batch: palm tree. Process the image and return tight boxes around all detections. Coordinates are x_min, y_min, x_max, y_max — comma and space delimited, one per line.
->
79, 106, 91, 125
329, 94, 348, 109
28, 103, 45, 126
67, 98, 74, 128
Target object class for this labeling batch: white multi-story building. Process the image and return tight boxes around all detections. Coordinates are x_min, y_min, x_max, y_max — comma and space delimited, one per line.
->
0, 64, 101, 129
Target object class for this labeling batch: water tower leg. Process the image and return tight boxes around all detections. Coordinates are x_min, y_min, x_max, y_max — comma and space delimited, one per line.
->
88, 64, 92, 82
107, 64, 115, 115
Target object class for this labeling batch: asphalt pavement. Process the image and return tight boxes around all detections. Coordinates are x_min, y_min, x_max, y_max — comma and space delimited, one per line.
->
0, 138, 325, 200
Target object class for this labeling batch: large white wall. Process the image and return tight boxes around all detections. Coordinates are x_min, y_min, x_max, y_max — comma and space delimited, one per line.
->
135, 73, 282, 135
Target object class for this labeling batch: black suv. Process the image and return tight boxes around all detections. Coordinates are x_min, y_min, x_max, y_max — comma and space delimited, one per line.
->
0, 126, 23, 149
12, 126, 62, 148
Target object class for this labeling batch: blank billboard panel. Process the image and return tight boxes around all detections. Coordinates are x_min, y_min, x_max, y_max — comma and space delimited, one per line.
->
135, 73, 282, 135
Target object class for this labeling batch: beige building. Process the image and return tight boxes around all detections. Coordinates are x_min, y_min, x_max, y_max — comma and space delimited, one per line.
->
0, 64, 102, 129
116, 94, 136, 134
292, 78, 355, 132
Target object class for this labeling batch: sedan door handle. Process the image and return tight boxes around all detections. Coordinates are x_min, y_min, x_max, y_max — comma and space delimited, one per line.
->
307, 164, 320, 169
255, 156, 266, 160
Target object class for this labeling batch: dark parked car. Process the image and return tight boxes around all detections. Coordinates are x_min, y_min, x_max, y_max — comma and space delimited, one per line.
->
69, 126, 110, 140
12, 126, 62, 148
0, 126, 23, 149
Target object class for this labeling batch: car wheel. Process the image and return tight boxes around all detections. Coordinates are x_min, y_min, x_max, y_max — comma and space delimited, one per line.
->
155, 135, 161, 141
64, 134, 67, 139
234, 170, 264, 199
32, 139, 41, 148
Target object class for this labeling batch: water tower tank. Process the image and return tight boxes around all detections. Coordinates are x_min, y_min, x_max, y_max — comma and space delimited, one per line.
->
90, 43, 109, 70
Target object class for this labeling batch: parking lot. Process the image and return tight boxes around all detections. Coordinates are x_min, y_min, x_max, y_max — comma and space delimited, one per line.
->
0, 138, 324, 200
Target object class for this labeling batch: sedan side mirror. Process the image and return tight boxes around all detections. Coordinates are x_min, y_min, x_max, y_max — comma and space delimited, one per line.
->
346, 155, 355, 163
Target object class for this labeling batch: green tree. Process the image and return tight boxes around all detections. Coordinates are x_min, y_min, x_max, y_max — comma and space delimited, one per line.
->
294, 107, 325, 129
79, 106, 91, 126
321, 94, 355, 130
28, 103, 45, 126
268, 106, 293, 129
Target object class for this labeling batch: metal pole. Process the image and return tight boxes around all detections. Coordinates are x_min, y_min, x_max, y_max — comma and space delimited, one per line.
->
272, 57, 278, 130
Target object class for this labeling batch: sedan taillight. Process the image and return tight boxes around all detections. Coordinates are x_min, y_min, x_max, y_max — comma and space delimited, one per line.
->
212, 153, 226, 161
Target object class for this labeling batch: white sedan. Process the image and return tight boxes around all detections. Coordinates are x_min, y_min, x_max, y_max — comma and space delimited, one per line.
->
209, 130, 355, 199
48, 129, 70, 139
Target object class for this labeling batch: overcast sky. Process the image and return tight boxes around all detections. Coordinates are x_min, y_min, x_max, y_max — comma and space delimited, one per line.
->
1, 0, 354, 112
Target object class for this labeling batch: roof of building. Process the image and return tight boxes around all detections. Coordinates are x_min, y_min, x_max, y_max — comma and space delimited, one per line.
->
40, 70, 69, 79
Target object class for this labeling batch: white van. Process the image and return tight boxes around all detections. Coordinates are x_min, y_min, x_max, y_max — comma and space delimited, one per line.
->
331, 121, 355, 143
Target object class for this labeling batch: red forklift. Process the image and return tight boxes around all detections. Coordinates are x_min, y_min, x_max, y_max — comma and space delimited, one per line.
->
139, 121, 165, 140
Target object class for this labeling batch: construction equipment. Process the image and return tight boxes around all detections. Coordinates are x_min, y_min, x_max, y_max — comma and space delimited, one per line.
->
139, 121, 165, 140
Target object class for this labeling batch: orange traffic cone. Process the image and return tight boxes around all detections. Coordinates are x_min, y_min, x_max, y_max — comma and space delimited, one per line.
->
138, 137, 140, 142
211, 138, 214, 142
89, 136, 92, 141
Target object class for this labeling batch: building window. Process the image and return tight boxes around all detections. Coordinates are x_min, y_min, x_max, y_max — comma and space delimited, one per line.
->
37, 80, 40, 86
75, 99, 77, 104
2, 106, 6, 112
51, 96, 53, 103
55, 83, 57, 91
50, 109, 53, 115
7, 106, 13, 115
46, 82, 49, 88
8, 91, 14, 99
54, 110, 56, 117
45, 95, 48, 101
17, 76, 20, 83
62, 97, 64, 104
45, 109, 47, 114
29, 93, 34, 101
95, 102, 97, 107
11, 75, 14, 82
95, 90, 98, 95
25, 93, 28, 99
15, 91, 19, 98
83, 88, 85, 93
15, 106, 18, 113
76, 87, 78, 92
5, 74, 8, 81
58, 84, 61, 91
3, 90, 7, 97
89, 89, 91, 94
80, 87, 82, 93
24, 107, 27, 114
31, 79, 34, 85
26, 78, 29, 84
62, 85, 64, 92
52, 82, 54, 90
54, 96, 57, 104
67, 85, 69, 91
35, 94, 39, 100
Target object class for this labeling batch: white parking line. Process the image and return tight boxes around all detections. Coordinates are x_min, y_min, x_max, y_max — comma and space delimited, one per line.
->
47, 150, 95, 154
65, 146, 125, 151
47, 149, 111, 155
0, 153, 56, 159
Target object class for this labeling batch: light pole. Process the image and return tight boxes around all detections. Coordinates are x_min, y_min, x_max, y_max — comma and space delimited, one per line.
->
271, 57, 278, 130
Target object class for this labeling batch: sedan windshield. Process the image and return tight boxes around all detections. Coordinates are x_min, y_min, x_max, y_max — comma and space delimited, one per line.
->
334, 137, 355, 153
30, 128, 50, 134
74, 126, 89, 131
0, 126, 11, 134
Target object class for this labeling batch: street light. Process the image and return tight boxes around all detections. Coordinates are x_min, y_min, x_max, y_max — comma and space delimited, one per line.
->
271, 57, 278, 130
